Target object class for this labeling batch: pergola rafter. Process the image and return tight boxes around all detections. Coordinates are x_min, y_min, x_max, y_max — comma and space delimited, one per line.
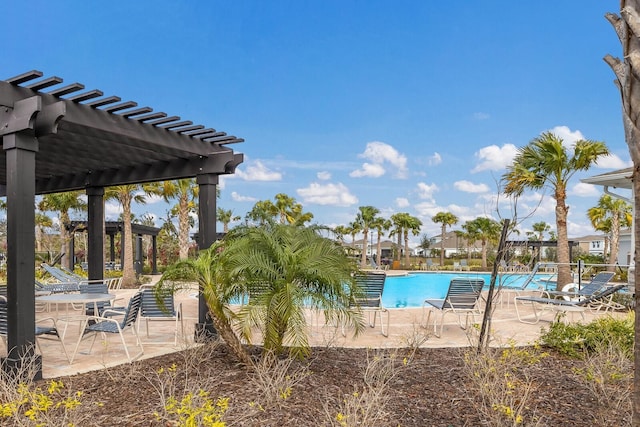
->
0, 70, 244, 377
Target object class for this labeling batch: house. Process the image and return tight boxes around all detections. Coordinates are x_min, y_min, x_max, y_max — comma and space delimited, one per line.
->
572, 234, 607, 256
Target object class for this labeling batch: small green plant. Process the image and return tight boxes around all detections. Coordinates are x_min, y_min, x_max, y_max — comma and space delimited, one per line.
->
162, 391, 229, 427
539, 313, 633, 358
463, 343, 547, 426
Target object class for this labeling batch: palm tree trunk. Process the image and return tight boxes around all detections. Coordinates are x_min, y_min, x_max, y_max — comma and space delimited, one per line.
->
178, 196, 190, 260
376, 232, 382, 267
209, 311, 253, 367
361, 228, 368, 268
440, 225, 445, 267
555, 194, 571, 290
122, 199, 136, 287
404, 231, 410, 267
609, 217, 620, 271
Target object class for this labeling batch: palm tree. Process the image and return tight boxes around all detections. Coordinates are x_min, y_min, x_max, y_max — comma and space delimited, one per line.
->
158, 242, 252, 365
389, 213, 404, 262
502, 132, 609, 289
217, 208, 240, 233
274, 193, 295, 224
432, 212, 459, 267
390, 213, 422, 267
246, 200, 277, 225
35, 212, 53, 254
587, 194, 632, 270
355, 206, 380, 268
38, 191, 86, 268
224, 223, 364, 358
526, 221, 551, 263
463, 217, 501, 269
147, 179, 198, 259
347, 221, 361, 249
105, 185, 147, 287
372, 218, 392, 266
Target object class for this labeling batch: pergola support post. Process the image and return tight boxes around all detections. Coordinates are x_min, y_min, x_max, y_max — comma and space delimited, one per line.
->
86, 187, 105, 281
195, 173, 218, 340
2, 128, 39, 378
152, 236, 158, 274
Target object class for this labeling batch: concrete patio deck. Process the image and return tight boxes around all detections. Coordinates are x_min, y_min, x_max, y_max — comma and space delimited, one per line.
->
20, 274, 627, 379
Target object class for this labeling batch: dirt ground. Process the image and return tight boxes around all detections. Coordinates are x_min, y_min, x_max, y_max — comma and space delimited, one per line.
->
29, 343, 631, 427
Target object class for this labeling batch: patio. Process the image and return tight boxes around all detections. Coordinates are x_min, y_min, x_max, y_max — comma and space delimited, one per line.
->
27, 274, 626, 379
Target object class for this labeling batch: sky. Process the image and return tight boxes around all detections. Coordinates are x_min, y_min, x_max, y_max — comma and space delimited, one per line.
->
3, 1, 634, 247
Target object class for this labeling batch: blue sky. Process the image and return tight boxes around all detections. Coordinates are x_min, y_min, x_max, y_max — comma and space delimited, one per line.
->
4, 1, 633, 246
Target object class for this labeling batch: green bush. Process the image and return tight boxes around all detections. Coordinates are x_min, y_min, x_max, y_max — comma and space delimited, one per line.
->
539, 313, 633, 359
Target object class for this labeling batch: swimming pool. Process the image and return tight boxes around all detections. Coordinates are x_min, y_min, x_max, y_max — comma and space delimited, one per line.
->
382, 272, 554, 308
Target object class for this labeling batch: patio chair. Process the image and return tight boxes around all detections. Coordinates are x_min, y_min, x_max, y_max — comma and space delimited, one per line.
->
0, 297, 70, 363
137, 285, 183, 345
78, 282, 123, 316
514, 284, 626, 324
543, 271, 615, 301
344, 271, 389, 337
71, 291, 144, 364
41, 263, 80, 283
460, 259, 470, 271
422, 278, 484, 337
426, 259, 437, 270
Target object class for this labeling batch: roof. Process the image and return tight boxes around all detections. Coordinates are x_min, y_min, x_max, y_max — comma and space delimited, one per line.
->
0, 70, 244, 195
580, 167, 633, 189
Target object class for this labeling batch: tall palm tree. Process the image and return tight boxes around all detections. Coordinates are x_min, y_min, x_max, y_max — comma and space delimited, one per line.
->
372, 217, 392, 266
35, 212, 53, 253
147, 179, 198, 259
217, 207, 240, 233
355, 206, 380, 268
503, 132, 609, 289
38, 191, 86, 268
463, 217, 501, 269
225, 223, 364, 358
432, 212, 459, 267
389, 213, 404, 262
347, 221, 361, 249
333, 224, 349, 245
587, 194, 632, 270
402, 215, 423, 267
526, 221, 551, 263
105, 185, 147, 287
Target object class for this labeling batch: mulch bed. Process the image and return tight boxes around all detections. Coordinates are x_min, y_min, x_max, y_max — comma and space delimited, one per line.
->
38, 344, 630, 426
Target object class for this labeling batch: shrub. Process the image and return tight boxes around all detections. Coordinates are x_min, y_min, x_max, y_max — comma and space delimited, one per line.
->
539, 313, 633, 359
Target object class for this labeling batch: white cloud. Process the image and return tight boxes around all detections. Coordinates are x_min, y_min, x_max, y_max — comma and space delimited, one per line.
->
231, 192, 258, 202
145, 194, 164, 204
349, 162, 386, 178
235, 160, 282, 181
454, 180, 490, 193
105, 201, 122, 220
317, 171, 331, 180
396, 197, 410, 208
428, 152, 442, 166
595, 153, 632, 169
414, 201, 440, 217
472, 144, 519, 172
351, 141, 408, 179
297, 182, 358, 206
570, 182, 601, 197
548, 125, 584, 148
416, 182, 439, 201
473, 112, 490, 120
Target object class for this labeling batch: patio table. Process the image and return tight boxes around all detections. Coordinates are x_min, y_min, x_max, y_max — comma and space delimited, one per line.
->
36, 293, 117, 338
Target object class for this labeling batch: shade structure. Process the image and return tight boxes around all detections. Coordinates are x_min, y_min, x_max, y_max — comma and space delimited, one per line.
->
0, 70, 244, 377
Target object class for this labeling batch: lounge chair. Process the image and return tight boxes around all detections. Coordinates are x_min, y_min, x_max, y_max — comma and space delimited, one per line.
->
0, 296, 70, 362
514, 284, 626, 324
137, 285, 183, 345
544, 271, 615, 301
71, 292, 144, 363
422, 278, 484, 337
345, 271, 389, 337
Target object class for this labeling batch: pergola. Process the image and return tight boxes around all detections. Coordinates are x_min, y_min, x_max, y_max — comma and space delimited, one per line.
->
66, 220, 161, 275
0, 70, 243, 377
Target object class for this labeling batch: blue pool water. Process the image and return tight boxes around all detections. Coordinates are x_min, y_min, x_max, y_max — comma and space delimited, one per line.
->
382, 272, 554, 308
